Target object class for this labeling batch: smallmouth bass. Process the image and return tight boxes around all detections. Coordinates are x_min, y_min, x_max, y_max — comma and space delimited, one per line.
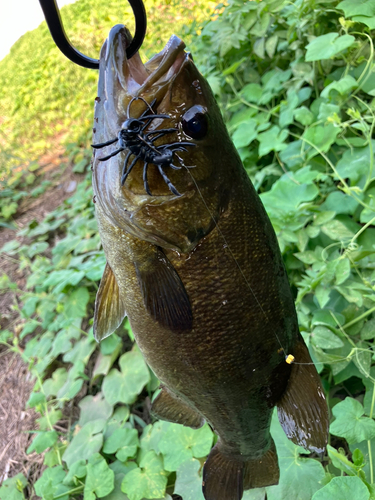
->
91, 25, 329, 500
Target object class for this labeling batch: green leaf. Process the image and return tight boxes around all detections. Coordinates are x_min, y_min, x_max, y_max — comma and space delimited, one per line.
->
311, 476, 369, 500
338, 0, 375, 17
311, 326, 344, 349
84, 453, 115, 500
294, 106, 314, 126
64, 287, 90, 318
335, 258, 351, 285
103, 427, 139, 461
27, 391, 46, 408
232, 119, 258, 149
330, 398, 375, 444
42, 368, 68, 398
100, 462, 138, 500
305, 33, 355, 61
63, 460, 87, 486
78, 393, 113, 427
258, 126, 288, 156
361, 318, 375, 340
327, 445, 358, 476
302, 124, 339, 158
266, 411, 325, 500
121, 451, 168, 500
62, 419, 106, 468
335, 144, 375, 184
0, 474, 28, 500
174, 458, 205, 500
321, 220, 355, 241
34, 466, 70, 500
102, 349, 150, 405
158, 423, 213, 471
27, 430, 58, 454
321, 75, 358, 98
241, 83, 263, 104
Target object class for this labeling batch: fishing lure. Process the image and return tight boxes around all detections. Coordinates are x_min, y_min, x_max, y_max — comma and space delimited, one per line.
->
91, 97, 195, 196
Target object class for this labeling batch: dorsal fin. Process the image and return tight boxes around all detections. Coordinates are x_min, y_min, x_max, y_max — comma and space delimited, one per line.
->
277, 340, 329, 453
134, 247, 193, 333
94, 262, 127, 341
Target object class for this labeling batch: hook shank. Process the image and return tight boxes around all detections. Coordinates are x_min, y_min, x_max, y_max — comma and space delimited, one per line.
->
38, 0, 147, 69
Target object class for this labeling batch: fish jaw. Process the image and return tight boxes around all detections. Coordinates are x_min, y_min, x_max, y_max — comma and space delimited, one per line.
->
92, 25, 231, 253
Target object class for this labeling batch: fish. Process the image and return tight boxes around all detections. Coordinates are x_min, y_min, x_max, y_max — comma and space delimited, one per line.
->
91, 24, 329, 500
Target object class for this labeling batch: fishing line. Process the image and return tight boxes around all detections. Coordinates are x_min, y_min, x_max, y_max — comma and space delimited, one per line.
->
178, 159, 362, 367
178, 158, 288, 355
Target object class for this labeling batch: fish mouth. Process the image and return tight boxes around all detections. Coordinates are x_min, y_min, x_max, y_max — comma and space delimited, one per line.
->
102, 24, 187, 113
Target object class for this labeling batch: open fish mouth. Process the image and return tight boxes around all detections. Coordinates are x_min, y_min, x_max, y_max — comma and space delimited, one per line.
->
102, 24, 187, 114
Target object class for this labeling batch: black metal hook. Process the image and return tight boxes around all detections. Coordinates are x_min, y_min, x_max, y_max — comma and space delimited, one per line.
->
38, 0, 147, 69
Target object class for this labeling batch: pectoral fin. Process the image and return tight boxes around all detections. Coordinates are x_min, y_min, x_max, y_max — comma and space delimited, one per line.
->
94, 262, 127, 342
134, 247, 193, 333
151, 387, 204, 428
277, 340, 329, 453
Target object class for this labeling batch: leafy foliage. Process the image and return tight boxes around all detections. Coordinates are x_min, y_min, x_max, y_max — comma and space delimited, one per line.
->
1, 0, 375, 499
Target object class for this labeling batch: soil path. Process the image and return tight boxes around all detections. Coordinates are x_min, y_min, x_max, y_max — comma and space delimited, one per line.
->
0, 154, 85, 489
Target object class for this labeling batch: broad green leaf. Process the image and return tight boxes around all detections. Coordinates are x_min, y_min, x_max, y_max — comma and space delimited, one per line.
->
258, 126, 288, 156
158, 423, 213, 471
266, 411, 325, 500
102, 349, 150, 405
121, 451, 168, 500
34, 466, 70, 500
311, 476, 369, 500
78, 393, 113, 426
294, 106, 314, 126
311, 326, 344, 349
174, 458, 205, 500
0, 474, 28, 500
335, 144, 375, 184
102, 461, 137, 500
302, 124, 339, 158
232, 119, 258, 149
62, 419, 106, 468
321, 75, 358, 98
305, 33, 355, 61
27, 430, 58, 454
84, 453, 115, 500
337, 0, 375, 17
37, 409, 62, 431
330, 398, 375, 443
321, 220, 355, 241
63, 460, 87, 486
27, 391, 46, 408
261, 175, 319, 213
241, 83, 263, 104
103, 428, 139, 461
103, 407, 131, 440
63, 287, 90, 318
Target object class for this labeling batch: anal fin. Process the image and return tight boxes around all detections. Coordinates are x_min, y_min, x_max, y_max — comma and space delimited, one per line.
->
135, 247, 193, 333
94, 262, 127, 342
151, 386, 204, 428
277, 340, 329, 453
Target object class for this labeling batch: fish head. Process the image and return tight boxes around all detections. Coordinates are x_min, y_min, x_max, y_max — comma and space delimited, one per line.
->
93, 25, 239, 253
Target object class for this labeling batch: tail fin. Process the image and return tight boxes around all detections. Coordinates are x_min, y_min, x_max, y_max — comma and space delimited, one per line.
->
202, 440, 279, 500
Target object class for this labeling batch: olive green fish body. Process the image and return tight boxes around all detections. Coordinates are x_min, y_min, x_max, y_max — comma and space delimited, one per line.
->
92, 25, 329, 500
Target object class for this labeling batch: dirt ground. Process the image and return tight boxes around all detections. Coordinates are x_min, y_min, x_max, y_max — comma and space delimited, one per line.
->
0, 153, 85, 489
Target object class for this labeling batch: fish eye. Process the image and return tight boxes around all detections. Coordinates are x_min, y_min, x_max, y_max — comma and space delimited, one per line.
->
182, 105, 208, 140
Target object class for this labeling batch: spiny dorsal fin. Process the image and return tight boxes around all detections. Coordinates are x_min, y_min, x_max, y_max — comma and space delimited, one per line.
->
94, 262, 127, 342
277, 340, 329, 453
151, 386, 204, 428
135, 247, 193, 333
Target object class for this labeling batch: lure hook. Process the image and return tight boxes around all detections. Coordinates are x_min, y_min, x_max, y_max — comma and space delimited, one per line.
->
38, 0, 147, 69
